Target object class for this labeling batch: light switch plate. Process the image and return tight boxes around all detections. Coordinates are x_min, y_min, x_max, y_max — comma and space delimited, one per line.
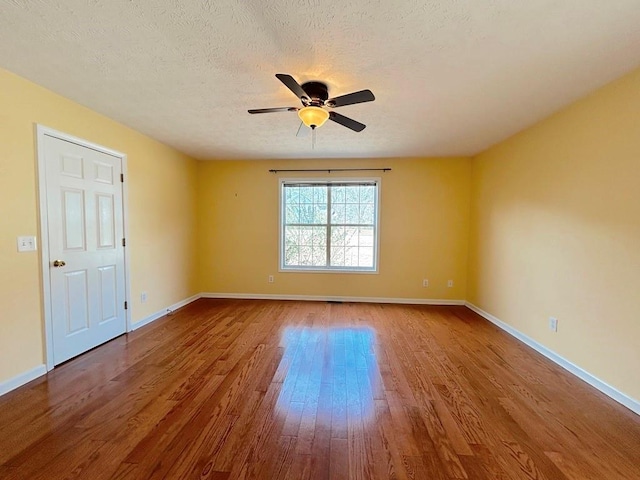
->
17, 236, 37, 252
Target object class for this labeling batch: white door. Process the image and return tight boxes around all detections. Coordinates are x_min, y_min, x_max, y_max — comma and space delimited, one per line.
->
43, 134, 127, 365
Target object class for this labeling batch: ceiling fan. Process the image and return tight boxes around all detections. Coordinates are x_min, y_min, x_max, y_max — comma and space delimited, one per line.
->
248, 73, 375, 133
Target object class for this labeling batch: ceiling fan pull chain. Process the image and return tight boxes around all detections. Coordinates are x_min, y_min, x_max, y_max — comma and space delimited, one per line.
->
312, 126, 316, 149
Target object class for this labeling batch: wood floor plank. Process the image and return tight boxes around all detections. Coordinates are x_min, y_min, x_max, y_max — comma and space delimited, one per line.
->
1, 299, 639, 479
330, 437, 349, 480
373, 398, 411, 480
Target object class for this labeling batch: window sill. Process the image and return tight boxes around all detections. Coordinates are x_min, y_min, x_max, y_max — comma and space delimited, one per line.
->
279, 267, 379, 275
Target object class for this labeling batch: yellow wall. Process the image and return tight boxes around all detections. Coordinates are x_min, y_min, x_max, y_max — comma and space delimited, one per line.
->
468, 67, 640, 401
0, 68, 198, 384
196, 157, 471, 300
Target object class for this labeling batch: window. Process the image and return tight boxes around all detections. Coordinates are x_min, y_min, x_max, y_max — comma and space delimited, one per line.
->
280, 179, 379, 272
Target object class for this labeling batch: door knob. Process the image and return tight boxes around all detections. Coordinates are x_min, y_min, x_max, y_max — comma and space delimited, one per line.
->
52, 260, 66, 267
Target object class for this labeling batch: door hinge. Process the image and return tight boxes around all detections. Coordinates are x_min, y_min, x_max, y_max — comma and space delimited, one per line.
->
122, 238, 126, 247
120, 173, 124, 183
124, 301, 128, 310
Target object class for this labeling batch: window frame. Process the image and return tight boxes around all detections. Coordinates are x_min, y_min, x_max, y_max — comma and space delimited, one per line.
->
279, 177, 381, 274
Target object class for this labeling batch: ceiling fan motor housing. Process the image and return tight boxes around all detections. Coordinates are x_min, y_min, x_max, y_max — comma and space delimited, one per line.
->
301, 81, 329, 106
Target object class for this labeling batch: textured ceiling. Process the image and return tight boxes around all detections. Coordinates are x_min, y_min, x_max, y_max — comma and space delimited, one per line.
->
1, 1, 639, 160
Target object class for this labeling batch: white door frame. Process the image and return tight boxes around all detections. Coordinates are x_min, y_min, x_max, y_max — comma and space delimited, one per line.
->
36, 125, 132, 371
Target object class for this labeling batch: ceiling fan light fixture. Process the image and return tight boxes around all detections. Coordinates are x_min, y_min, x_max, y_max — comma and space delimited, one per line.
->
298, 106, 329, 129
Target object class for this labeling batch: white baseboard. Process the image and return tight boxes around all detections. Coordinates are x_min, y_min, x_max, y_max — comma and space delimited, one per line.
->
201, 292, 465, 306
465, 302, 640, 416
130, 293, 201, 331
0, 364, 47, 396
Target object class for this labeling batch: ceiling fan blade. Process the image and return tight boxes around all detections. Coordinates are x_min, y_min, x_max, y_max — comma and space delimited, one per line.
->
275, 74, 309, 100
328, 111, 366, 132
248, 107, 298, 114
326, 89, 375, 108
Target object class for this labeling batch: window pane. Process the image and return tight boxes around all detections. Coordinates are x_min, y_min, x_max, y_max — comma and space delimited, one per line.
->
332, 186, 345, 203
313, 186, 327, 203
359, 227, 374, 247
360, 204, 374, 224
312, 227, 326, 247
300, 188, 313, 203
331, 226, 345, 246
360, 185, 375, 203
358, 247, 374, 267
285, 245, 299, 266
285, 226, 300, 246
331, 203, 345, 224
285, 186, 299, 204
345, 204, 359, 224
299, 246, 313, 265
344, 227, 359, 247
300, 227, 313, 246
299, 205, 314, 224
314, 204, 327, 224
344, 246, 358, 266
286, 205, 300, 224
330, 246, 345, 266
312, 246, 326, 265
345, 186, 359, 203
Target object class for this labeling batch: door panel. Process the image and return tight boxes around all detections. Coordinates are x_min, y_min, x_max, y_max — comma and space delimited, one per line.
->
45, 135, 126, 365
94, 161, 114, 184
97, 193, 115, 248
62, 189, 86, 250
65, 270, 90, 334
98, 265, 118, 323
61, 154, 84, 178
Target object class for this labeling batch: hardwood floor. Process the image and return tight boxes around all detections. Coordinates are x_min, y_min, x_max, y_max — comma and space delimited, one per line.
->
1, 299, 639, 479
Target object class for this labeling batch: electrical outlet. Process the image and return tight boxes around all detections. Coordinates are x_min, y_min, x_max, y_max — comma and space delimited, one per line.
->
549, 317, 558, 332
141, 292, 147, 303
447, 280, 454, 288
422, 279, 429, 287
268, 275, 274, 283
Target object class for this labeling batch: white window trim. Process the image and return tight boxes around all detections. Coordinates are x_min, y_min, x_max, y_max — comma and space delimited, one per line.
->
278, 177, 381, 274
